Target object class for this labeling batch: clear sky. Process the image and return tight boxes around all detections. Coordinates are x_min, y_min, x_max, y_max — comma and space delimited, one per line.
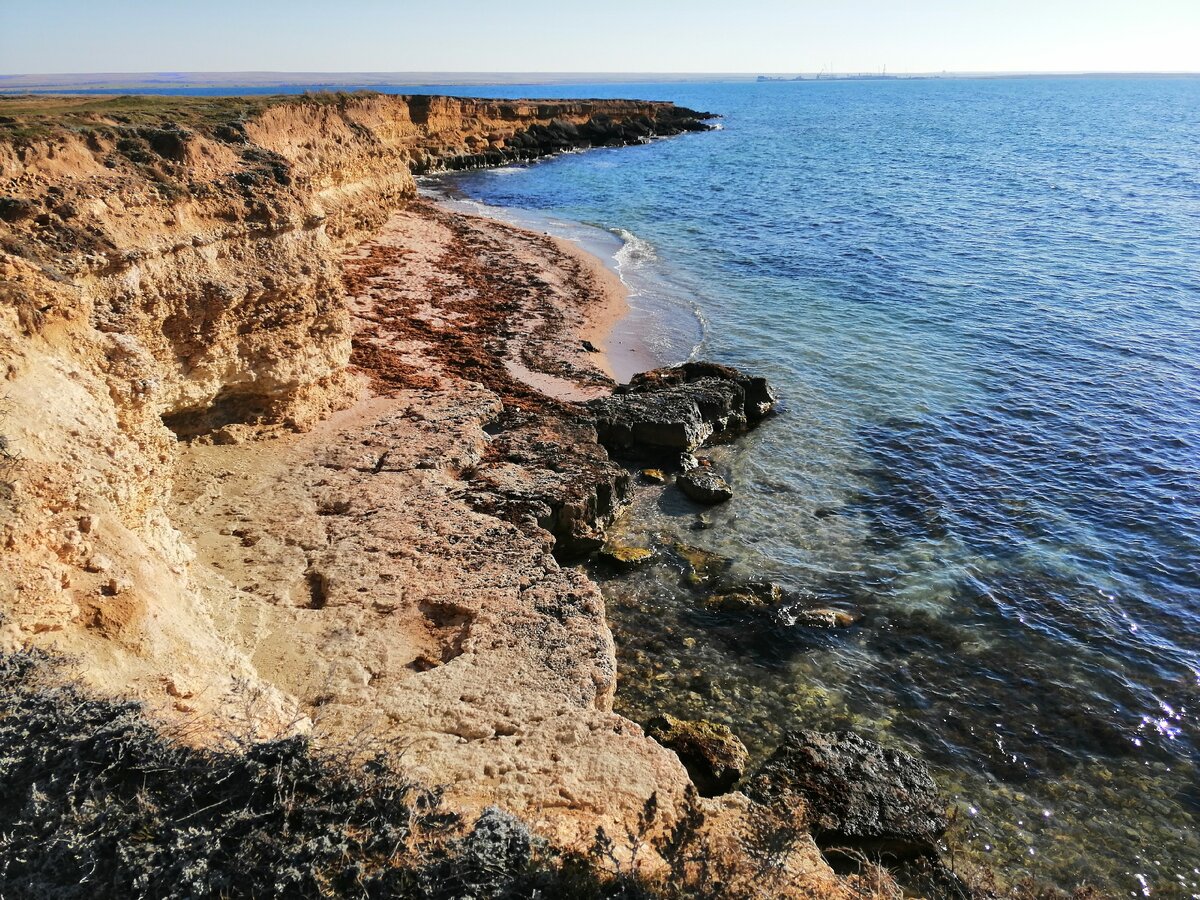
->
2, 0, 1197, 76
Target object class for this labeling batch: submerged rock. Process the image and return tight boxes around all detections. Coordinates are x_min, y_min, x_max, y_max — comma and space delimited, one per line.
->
645, 713, 749, 796
597, 543, 656, 570
672, 541, 732, 586
746, 730, 949, 860
677, 470, 733, 504
700, 580, 784, 613
588, 361, 776, 458
787, 607, 862, 629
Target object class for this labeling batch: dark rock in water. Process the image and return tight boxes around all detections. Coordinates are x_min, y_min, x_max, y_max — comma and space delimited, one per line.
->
746, 730, 949, 860
701, 579, 784, 613
679, 452, 700, 472
677, 470, 733, 504
646, 713, 749, 796
631, 362, 777, 422
588, 361, 776, 458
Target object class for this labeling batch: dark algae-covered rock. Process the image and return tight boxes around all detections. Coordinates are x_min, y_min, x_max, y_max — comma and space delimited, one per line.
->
588, 361, 776, 458
700, 579, 785, 613
746, 730, 949, 860
645, 713, 749, 796
677, 469, 734, 504
597, 542, 656, 570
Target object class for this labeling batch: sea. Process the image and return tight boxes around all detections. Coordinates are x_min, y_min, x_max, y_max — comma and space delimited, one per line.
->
112, 77, 1200, 894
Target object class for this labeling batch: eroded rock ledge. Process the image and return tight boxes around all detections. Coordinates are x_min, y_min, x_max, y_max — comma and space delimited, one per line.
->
590, 361, 778, 458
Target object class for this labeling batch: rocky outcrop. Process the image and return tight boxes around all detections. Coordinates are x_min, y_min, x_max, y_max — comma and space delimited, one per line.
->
746, 730, 949, 860
416, 100, 716, 171
589, 362, 777, 458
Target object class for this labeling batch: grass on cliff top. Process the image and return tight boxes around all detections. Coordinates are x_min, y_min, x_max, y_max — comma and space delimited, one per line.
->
0, 91, 378, 142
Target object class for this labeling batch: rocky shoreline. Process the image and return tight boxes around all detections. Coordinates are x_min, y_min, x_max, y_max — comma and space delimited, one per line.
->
0, 92, 979, 897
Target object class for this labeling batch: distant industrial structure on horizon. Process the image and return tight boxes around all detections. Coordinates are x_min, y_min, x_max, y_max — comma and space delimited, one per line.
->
757, 66, 934, 82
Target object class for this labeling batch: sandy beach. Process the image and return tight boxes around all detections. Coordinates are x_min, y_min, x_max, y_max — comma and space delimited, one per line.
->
422, 189, 668, 387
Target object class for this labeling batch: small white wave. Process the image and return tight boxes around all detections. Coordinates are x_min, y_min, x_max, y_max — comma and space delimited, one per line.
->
611, 227, 659, 268
686, 301, 709, 361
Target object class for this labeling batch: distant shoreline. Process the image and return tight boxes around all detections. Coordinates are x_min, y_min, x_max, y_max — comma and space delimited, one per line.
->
2, 70, 1199, 94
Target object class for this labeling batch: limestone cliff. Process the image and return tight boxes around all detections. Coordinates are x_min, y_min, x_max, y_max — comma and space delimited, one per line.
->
0, 91, 704, 733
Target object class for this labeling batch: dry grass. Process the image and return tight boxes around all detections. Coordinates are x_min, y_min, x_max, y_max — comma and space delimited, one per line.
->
0, 91, 374, 142
1, 649, 878, 899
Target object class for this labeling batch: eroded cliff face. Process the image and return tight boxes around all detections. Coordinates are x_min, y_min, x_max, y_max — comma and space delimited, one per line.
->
0, 93, 711, 723
1, 94, 709, 434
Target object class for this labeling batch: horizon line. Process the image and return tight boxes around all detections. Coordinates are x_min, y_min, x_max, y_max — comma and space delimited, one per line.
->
3, 69, 1200, 79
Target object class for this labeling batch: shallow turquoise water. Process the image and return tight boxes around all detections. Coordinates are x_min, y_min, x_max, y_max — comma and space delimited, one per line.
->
432, 78, 1200, 895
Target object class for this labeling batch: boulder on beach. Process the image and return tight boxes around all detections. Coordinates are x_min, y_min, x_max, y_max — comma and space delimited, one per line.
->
677, 470, 733, 504
645, 713, 749, 796
745, 730, 949, 860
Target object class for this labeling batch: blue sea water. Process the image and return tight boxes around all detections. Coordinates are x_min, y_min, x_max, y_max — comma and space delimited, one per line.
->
429, 77, 1200, 895
90, 77, 1200, 891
